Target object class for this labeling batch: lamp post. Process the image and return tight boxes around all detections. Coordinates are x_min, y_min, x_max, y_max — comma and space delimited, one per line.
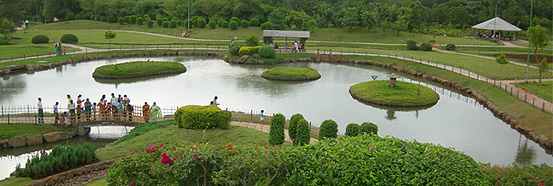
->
525, 0, 533, 84
187, 0, 190, 31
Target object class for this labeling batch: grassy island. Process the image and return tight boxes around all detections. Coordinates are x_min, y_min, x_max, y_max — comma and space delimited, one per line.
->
92, 61, 186, 79
350, 80, 439, 107
261, 67, 321, 81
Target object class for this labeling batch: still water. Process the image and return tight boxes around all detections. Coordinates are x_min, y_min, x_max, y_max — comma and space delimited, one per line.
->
0, 56, 551, 168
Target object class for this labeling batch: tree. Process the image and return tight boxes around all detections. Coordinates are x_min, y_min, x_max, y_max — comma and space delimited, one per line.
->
538, 58, 548, 86
269, 113, 285, 145
496, 53, 509, 75
527, 25, 550, 65
105, 30, 116, 45
341, 7, 361, 28
268, 11, 286, 30
245, 35, 258, 46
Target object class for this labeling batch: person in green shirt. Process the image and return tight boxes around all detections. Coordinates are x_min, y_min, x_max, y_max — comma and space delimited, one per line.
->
84, 98, 92, 121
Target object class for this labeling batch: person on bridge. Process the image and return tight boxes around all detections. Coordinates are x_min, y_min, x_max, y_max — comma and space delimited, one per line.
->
54, 102, 59, 124
37, 97, 44, 123
68, 100, 76, 124
151, 102, 162, 122
142, 102, 151, 123
84, 98, 92, 121
126, 102, 133, 121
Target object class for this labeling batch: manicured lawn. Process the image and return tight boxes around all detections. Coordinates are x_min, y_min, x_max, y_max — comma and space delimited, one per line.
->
0, 177, 36, 186
96, 121, 284, 161
0, 44, 78, 60
349, 80, 439, 107
92, 61, 186, 79
262, 67, 321, 81
0, 124, 76, 140
342, 55, 553, 139
513, 81, 553, 103
85, 178, 108, 186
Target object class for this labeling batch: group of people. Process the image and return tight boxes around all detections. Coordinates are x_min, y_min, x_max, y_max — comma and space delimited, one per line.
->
54, 42, 66, 56
282, 41, 304, 53
39, 93, 162, 127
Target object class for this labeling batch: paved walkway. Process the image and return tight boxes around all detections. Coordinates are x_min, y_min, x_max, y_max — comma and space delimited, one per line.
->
230, 121, 318, 143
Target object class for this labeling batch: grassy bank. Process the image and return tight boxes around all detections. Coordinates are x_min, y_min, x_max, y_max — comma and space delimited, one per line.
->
349, 80, 439, 107
0, 177, 35, 186
261, 67, 321, 81
92, 61, 186, 79
0, 124, 75, 140
513, 81, 553, 103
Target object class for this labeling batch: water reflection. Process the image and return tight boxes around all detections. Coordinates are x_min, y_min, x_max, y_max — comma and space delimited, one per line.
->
386, 110, 397, 120
515, 134, 536, 166
0, 76, 27, 104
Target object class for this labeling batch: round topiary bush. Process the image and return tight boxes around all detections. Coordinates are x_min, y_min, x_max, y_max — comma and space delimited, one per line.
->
197, 19, 207, 28
319, 119, 338, 139
258, 45, 276, 58
261, 22, 273, 30
241, 20, 249, 28
221, 21, 229, 28
295, 119, 310, 146
130, 15, 138, 24
349, 80, 439, 107
118, 17, 125, 25
238, 46, 261, 56
420, 43, 432, 51
360, 122, 378, 135
229, 46, 241, 56
162, 21, 169, 28
345, 123, 360, 137
147, 20, 154, 28
31, 35, 49, 44
245, 35, 258, 46
169, 20, 177, 28
406, 40, 418, 50
229, 21, 238, 30
136, 17, 144, 25
269, 113, 285, 145
262, 67, 321, 81
249, 18, 259, 27
174, 105, 231, 129
230, 17, 240, 24
61, 34, 78, 44
107, 15, 117, 23
208, 20, 216, 29
446, 43, 456, 51
289, 113, 304, 145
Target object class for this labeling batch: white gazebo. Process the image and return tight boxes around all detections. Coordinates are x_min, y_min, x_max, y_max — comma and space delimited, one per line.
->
471, 17, 522, 40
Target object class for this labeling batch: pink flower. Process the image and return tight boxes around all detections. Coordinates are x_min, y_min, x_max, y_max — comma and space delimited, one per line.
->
264, 146, 268, 149
533, 177, 538, 180
211, 150, 216, 153
160, 143, 163, 147
540, 183, 544, 186
193, 153, 198, 160
160, 153, 174, 165
130, 152, 135, 155
190, 147, 196, 150
121, 157, 126, 160
500, 178, 504, 181
482, 166, 487, 169
369, 146, 373, 150
154, 145, 158, 148
130, 181, 135, 186
181, 152, 185, 157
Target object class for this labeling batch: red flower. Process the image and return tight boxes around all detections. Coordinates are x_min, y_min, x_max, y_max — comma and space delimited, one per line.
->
130, 181, 135, 186
121, 157, 126, 160
160, 152, 174, 165
130, 152, 135, 155
190, 147, 196, 150
160, 143, 163, 147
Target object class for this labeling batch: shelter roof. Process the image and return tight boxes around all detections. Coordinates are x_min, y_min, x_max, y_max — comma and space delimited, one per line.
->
471, 17, 521, 31
263, 30, 310, 38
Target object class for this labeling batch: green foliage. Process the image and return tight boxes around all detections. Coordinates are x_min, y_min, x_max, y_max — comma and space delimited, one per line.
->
174, 105, 231, 129
129, 15, 138, 24
221, 21, 229, 28
100, 16, 106, 22
345, 123, 360, 137
262, 67, 321, 81
241, 20, 249, 28
496, 53, 508, 65
169, 20, 177, 28
258, 45, 276, 58
114, 121, 173, 145
238, 46, 261, 56
162, 21, 169, 28
420, 43, 432, 51
350, 80, 439, 107
288, 113, 304, 145
319, 119, 338, 139
16, 143, 96, 179
445, 43, 456, 51
249, 18, 259, 27
92, 61, 186, 79
118, 17, 125, 25
64, 12, 75, 21
31, 35, 49, 44
156, 18, 163, 26
147, 20, 154, 28
104, 31, 116, 40
482, 164, 553, 186
230, 17, 240, 24
229, 46, 241, 56
263, 37, 273, 44
60, 34, 78, 44
527, 25, 550, 54
197, 19, 207, 28
245, 35, 259, 46
260, 22, 273, 30
0, 39, 9, 45
208, 20, 216, 29
136, 17, 144, 25
229, 21, 238, 30
406, 40, 418, 50
269, 113, 285, 145
295, 119, 310, 146
360, 122, 378, 135
107, 15, 117, 23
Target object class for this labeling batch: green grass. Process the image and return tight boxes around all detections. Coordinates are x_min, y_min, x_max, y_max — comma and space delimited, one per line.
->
0, 124, 76, 140
513, 81, 553, 103
261, 67, 321, 81
92, 61, 186, 79
0, 44, 79, 60
85, 178, 108, 186
96, 121, 281, 161
350, 80, 439, 107
342, 55, 553, 139
0, 177, 36, 186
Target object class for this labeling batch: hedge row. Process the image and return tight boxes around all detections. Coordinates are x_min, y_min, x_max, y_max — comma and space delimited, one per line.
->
346, 122, 378, 137
174, 105, 231, 129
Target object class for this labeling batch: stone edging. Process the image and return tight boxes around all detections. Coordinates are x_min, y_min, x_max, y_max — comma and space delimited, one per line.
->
0, 131, 77, 149
24, 159, 116, 186
0, 51, 550, 151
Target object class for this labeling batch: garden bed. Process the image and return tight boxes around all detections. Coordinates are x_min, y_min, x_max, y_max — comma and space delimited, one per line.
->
261, 67, 321, 81
92, 61, 186, 79
349, 80, 439, 107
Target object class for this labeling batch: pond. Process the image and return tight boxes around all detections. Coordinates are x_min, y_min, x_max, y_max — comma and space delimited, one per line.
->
0, 56, 551, 169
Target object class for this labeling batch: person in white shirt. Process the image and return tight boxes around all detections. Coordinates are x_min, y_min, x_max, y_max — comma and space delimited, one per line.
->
37, 97, 44, 123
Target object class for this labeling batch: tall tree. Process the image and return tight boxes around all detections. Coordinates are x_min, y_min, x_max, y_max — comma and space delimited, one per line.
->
527, 25, 550, 65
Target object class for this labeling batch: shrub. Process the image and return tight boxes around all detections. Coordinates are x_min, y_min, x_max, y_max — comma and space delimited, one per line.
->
238, 46, 261, 56
230, 17, 240, 24
295, 119, 310, 146
420, 43, 432, 51
118, 17, 125, 25
483, 164, 553, 185
319, 119, 338, 139
0, 39, 9, 45
147, 19, 154, 27
208, 20, 216, 29
136, 17, 144, 25
229, 46, 241, 56
65, 12, 75, 20
288, 114, 304, 145
269, 113, 285, 145
258, 45, 276, 58
107, 15, 117, 23
260, 22, 273, 30
241, 20, 249, 28
156, 18, 163, 26
229, 21, 238, 30
16, 143, 96, 178
446, 43, 456, 51
406, 40, 418, 50
174, 105, 231, 129
60, 34, 78, 44
129, 15, 137, 24
169, 20, 177, 28
360, 122, 378, 135
245, 35, 259, 46
75, 15, 81, 20
100, 16, 106, 22
249, 18, 259, 27
162, 21, 169, 28
197, 19, 207, 28
221, 21, 229, 28
345, 123, 360, 137
429, 40, 436, 43
217, 19, 224, 27
263, 37, 273, 44
124, 16, 130, 24
31, 35, 49, 44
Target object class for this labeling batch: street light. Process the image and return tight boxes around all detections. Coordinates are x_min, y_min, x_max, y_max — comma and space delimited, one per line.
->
525, 0, 533, 84
187, 0, 190, 31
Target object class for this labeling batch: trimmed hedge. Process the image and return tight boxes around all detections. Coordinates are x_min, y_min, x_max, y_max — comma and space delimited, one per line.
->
197, 19, 207, 28
162, 21, 169, 28
118, 17, 125, 25
295, 119, 310, 146
260, 22, 273, 30
269, 113, 285, 145
319, 119, 338, 139
169, 20, 177, 28
241, 20, 249, 28
147, 20, 154, 27
229, 46, 241, 56
258, 45, 276, 58
230, 17, 240, 24
245, 35, 259, 46
250, 18, 259, 27
31, 35, 49, 44
136, 17, 144, 25
229, 21, 238, 30
221, 21, 229, 28
420, 43, 432, 51
406, 40, 418, 50
288, 113, 304, 145
16, 143, 96, 178
208, 20, 216, 29
61, 34, 78, 43
238, 46, 261, 56
345, 123, 360, 137
360, 122, 378, 135
174, 105, 231, 129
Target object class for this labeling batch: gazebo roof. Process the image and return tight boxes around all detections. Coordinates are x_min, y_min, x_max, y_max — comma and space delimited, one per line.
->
263, 30, 310, 38
471, 17, 521, 31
